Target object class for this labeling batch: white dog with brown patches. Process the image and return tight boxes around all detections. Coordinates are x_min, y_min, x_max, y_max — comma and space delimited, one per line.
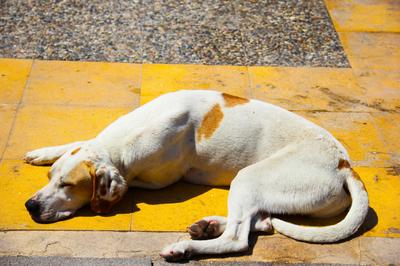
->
25, 90, 368, 261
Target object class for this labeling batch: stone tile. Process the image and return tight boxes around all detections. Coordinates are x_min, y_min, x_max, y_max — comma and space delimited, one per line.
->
24, 60, 141, 107
249, 67, 372, 112
250, 235, 360, 264
360, 237, 400, 264
339, 32, 400, 71
354, 167, 400, 238
0, 159, 134, 230
0, 104, 17, 159
236, 0, 349, 67
139, 0, 239, 29
0, 230, 185, 257
1, 0, 351, 67
1, 1, 142, 62
141, 25, 247, 66
0, 59, 32, 104
371, 112, 400, 164
3, 105, 131, 160
0, 257, 152, 266
299, 112, 390, 167
353, 69, 400, 112
0, 2, 44, 59
325, 0, 400, 32
141, 64, 250, 104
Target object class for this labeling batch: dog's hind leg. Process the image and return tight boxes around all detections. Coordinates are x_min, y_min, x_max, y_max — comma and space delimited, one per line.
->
24, 141, 86, 165
160, 176, 256, 260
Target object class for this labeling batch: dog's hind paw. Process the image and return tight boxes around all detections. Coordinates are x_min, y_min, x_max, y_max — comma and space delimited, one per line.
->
160, 241, 191, 261
187, 219, 222, 239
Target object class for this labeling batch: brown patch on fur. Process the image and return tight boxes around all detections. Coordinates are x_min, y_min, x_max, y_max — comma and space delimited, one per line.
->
351, 168, 366, 190
197, 104, 224, 142
71, 147, 81, 155
338, 158, 351, 169
222, 93, 249, 107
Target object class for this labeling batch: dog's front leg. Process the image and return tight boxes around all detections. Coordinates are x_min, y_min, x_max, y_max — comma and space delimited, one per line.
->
24, 141, 86, 165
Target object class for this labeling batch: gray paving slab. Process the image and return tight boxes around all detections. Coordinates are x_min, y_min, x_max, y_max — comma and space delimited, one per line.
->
0, 256, 151, 266
1, 231, 399, 264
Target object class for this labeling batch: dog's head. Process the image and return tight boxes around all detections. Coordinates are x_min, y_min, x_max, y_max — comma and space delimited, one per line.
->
25, 146, 127, 223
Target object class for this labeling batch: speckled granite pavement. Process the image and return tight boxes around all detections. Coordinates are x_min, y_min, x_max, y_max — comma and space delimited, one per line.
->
0, 0, 349, 67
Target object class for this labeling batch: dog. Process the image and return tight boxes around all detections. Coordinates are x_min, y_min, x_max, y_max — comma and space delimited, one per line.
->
24, 90, 369, 261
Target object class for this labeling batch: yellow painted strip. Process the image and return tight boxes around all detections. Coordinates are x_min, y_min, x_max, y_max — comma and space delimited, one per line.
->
24, 60, 141, 107
339, 32, 400, 71
371, 113, 400, 162
299, 111, 390, 168
249, 66, 370, 112
3, 105, 131, 160
140, 64, 250, 105
132, 182, 228, 231
325, 0, 400, 33
355, 167, 400, 237
0, 58, 32, 104
0, 105, 17, 159
0, 59, 398, 238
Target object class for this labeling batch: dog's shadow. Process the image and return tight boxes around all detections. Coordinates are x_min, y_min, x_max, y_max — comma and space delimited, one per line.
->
74, 181, 225, 218
73, 181, 378, 240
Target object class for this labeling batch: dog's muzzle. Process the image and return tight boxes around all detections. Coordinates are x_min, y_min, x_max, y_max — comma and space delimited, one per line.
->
25, 199, 41, 216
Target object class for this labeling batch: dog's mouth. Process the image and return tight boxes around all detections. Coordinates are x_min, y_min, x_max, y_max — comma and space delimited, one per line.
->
29, 209, 74, 224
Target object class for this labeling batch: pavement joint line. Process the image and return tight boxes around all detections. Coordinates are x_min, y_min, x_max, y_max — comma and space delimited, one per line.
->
0, 59, 35, 164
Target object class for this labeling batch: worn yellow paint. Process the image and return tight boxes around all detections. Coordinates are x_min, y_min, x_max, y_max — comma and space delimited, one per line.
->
0, 160, 133, 230
24, 60, 141, 107
132, 182, 228, 231
338, 32, 400, 112
353, 69, 400, 112
140, 64, 250, 105
0, 104, 17, 159
3, 105, 131, 160
300, 112, 390, 168
325, 0, 400, 32
371, 113, 400, 164
249, 67, 371, 112
0, 59, 32, 104
339, 32, 400, 71
355, 167, 400, 237
0, 58, 399, 237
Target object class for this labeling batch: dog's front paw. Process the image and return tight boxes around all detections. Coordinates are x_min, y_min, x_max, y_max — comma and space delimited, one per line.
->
160, 241, 192, 261
24, 148, 54, 165
188, 219, 221, 239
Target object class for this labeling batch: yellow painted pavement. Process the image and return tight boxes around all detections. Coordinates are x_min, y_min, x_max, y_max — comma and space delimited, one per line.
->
325, 0, 400, 33
0, 0, 399, 237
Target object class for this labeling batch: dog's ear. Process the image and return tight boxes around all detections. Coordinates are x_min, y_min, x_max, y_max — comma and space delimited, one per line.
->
85, 161, 128, 214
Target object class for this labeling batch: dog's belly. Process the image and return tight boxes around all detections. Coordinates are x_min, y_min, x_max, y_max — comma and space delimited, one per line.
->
182, 167, 237, 186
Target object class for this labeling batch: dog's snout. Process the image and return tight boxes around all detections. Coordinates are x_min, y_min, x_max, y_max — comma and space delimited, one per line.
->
25, 199, 41, 214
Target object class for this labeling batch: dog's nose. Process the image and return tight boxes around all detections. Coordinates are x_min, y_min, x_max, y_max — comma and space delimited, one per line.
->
25, 199, 41, 214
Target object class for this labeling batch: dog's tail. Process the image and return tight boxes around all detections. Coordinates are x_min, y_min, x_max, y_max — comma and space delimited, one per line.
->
271, 169, 369, 243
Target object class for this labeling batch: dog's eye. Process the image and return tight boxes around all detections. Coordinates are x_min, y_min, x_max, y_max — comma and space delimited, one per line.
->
60, 182, 73, 188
